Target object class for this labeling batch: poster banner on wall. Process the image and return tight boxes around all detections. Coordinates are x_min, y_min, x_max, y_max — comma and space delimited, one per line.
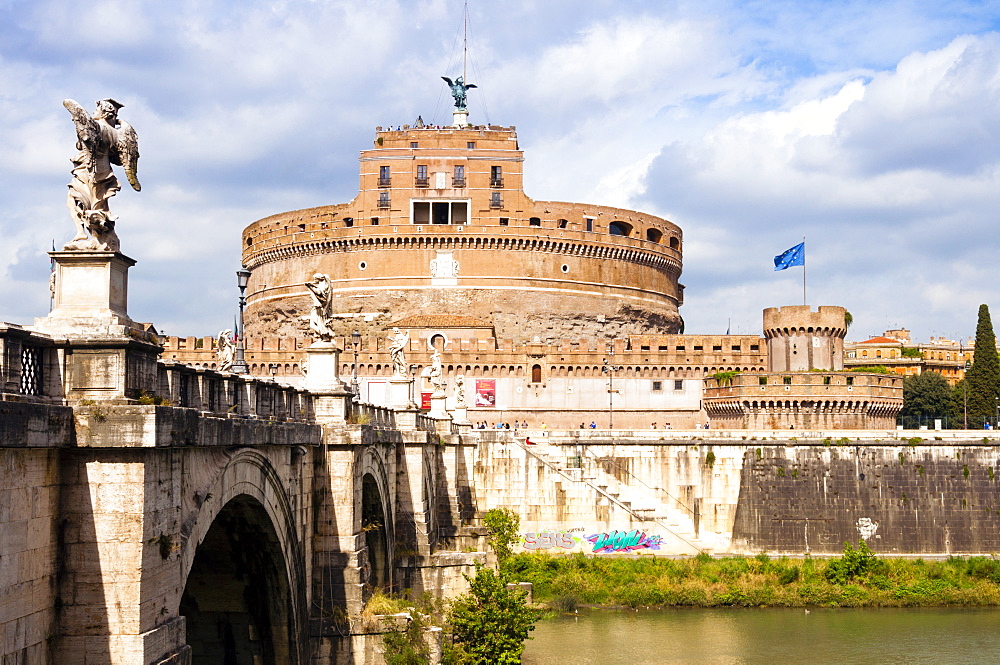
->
475, 379, 496, 407
420, 392, 432, 409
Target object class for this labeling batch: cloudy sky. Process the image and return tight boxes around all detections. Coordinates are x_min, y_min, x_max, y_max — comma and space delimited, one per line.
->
3, 0, 1000, 343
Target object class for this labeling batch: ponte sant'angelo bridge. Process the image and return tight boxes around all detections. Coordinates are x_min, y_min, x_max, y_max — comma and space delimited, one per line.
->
0, 248, 483, 664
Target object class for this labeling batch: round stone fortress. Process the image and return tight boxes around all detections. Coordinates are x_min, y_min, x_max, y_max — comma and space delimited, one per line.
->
241, 123, 684, 342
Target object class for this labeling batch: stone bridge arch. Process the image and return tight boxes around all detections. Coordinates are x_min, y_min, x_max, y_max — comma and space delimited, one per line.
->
179, 448, 308, 665
359, 444, 394, 594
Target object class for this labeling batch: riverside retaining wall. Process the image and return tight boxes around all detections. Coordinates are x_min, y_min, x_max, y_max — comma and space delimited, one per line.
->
471, 430, 1000, 556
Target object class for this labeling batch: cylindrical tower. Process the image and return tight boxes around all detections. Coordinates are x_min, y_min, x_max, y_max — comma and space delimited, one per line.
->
241, 124, 684, 343
763, 305, 847, 372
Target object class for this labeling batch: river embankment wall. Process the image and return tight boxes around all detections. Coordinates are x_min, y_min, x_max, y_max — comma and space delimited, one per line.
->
470, 430, 1000, 556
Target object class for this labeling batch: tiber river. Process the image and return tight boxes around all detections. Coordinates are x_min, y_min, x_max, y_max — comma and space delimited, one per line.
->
522, 607, 1000, 665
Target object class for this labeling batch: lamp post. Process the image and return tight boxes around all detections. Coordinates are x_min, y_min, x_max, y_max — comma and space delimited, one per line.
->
602, 345, 623, 430
232, 268, 250, 374
351, 329, 361, 402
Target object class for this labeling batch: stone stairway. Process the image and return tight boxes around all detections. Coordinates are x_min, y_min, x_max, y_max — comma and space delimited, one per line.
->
519, 441, 711, 554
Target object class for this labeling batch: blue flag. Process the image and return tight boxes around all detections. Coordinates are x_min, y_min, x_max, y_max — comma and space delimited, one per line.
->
774, 242, 805, 271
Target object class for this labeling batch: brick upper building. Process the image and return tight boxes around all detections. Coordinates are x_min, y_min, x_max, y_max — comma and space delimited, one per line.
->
240, 122, 684, 343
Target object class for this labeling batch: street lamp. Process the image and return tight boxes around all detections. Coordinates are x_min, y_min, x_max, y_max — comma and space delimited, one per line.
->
602, 344, 623, 429
231, 268, 251, 374
351, 329, 361, 402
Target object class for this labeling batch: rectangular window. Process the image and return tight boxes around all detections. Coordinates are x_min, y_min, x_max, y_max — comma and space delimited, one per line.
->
411, 200, 469, 225
658, 345, 668, 351
490, 166, 503, 187
378, 165, 390, 187
467, 141, 476, 149
675, 345, 685, 351
416, 164, 428, 187
652, 381, 662, 391
585, 217, 594, 232
410, 142, 418, 149
759, 376, 767, 385
847, 376, 854, 386
558, 219, 569, 228
732, 345, 741, 351
378, 192, 390, 208
640, 345, 650, 351
783, 376, 792, 385
453, 164, 466, 187
823, 376, 831, 385
371, 217, 379, 225
713, 345, 722, 351
490, 192, 502, 209
694, 345, 703, 351
674, 380, 684, 390
750, 345, 759, 351
499, 217, 509, 226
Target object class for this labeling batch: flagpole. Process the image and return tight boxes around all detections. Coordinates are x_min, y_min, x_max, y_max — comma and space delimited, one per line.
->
802, 235, 807, 306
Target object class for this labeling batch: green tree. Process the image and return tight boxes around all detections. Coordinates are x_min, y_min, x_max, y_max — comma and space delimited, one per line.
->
482, 508, 520, 567
899, 371, 953, 428
445, 565, 541, 665
966, 304, 1000, 428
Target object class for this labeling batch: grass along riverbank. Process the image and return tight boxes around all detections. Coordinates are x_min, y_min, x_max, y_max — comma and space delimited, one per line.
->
504, 543, 1000, 609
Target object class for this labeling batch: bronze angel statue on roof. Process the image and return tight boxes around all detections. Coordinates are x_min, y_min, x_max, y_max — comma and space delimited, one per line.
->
62, 98, 141, 252
442, 75, 476, 110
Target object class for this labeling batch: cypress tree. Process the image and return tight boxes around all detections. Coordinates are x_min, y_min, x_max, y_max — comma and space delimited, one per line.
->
965, 304, 1000, 428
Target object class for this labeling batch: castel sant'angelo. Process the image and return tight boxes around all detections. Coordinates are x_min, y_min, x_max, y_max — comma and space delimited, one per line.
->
165, 80, 902, 429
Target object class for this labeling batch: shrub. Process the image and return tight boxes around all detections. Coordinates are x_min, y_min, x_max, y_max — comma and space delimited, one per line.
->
483, 508, 520, 567
446, 565, 541, 665
825, 540, 879, 584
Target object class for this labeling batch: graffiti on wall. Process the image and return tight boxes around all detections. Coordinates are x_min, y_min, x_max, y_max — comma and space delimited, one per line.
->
523, 531, 580, 550
586, 530, 663, 553
521, 528, 664, 553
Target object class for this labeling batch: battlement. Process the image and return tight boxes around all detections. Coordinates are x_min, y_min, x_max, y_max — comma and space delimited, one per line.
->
763, 305, 848, 337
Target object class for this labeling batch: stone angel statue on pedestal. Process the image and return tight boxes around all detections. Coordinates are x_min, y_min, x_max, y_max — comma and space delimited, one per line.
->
216, 330, 236, 372
63, 99, 141, 252
388, 328, 410, 377
305, 273, 335, 342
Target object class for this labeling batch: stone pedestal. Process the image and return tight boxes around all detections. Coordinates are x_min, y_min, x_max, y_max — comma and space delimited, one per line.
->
453, 406, 469, 425
304, 342, 349, 393
30, 250, 161, 401
387, 375, 416, 410
452, 109, 470, 128
429, 391, 449, 419
34, 251, 136, 335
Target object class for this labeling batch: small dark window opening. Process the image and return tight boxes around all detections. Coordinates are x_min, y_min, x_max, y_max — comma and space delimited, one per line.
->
759, 376, 767, 385
823, 376, 831, 385
344, 217, 354, 227
531, 364, 542, 383
499, 217, 509, 226
713, 345, 722, 352
652, 381, 662, 391
410, 142, 418, 149
640, 345, 650, 351
646, 228, 663, 243
669, 236, 680, 249
585, 218, 594, 232
783, 376, 792, 385
609, 221, 632, 236
732, 345, 741, 351
750, 345, 759, 351
658, 345, 669, 351
371, 217, 379, 225
467, 141, 476, 149
847, 376, 854, 386
694, 345, 703, 351
558, 219, 569, 228
674, 380, 684, 390
529, 217, 541, 226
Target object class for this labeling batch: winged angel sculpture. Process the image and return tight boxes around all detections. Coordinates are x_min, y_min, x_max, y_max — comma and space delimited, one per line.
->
441, 76, 476, 110
62, 99, 140, 252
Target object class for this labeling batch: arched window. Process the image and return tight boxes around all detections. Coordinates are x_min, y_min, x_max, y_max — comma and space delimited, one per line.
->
608, 221, 632, 236
669, 236, 680, 250
531, 364, 542, 383
645, 228, 663, 243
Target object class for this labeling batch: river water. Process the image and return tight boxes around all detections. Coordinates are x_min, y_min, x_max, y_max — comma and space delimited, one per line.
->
522, 607, 1000, 665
